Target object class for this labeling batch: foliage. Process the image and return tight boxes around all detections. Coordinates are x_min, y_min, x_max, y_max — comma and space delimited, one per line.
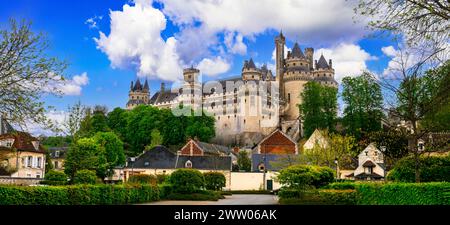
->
303, 131, 357, 169
0, 184, 159, 205
93, 132, 126, 177
77, 106, 110, 138
45, 170, 68, 182
163, 190, 223, 201
185, 111, 216, 142
168, 169, 205, 193
237, 151, 251, 172
0, 19, 67, 128
128, 174, 157, 185
204, 172, 226, 191
64, 138, 107, 180
324, 182, 356, 190
341, 72, 383, 139
63, 101, 86, 141
42, 136, 72, 148
278, 189, 356, 205
156, 174, 169, 184
299, 82, 338, 137
387, 156, 450, 182
107, 107, 129, 139
276, 165, 335, 189
356, 182, 450, 205
73, 170, 99, 185
145, 129, 163, 151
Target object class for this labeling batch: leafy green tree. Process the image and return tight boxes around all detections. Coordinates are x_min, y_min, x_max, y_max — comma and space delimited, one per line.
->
168, 169, 205, 193
276, 165, 335, 189
146, 129, 163, 150
45, 170, 68, 182
90, 106, 110, 134
237, 151, 251, 172
93, 132, 126, 177
64, 101, 86, 141
64, 138, 107, 180
204, 172, 226, 191
299, 82, 338, 137
186, 111, 216, 142
341, 72, 384, 139
107, 107, 129, 138
0, 19, 67, 128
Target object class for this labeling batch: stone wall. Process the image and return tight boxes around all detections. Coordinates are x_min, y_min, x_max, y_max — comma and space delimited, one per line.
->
0, 177, 43, 186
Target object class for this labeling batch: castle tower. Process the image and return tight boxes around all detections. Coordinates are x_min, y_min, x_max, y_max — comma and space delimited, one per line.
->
242, 58, 262, 81
313, 54, 338, 87
305, 48, 314, 70
182, 66, 202, 109
275, 31, 286, 98
126, 79, 150, 110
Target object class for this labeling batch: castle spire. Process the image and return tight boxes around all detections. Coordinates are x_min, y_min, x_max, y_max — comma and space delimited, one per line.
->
144, 79, 149, 91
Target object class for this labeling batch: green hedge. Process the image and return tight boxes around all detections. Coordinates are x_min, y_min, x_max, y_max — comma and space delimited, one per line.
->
279, 182, 450, 205
356, 182, 450, 205
387, 156, 450, 182
0, 184, 159, 205
128, 174, 157, 185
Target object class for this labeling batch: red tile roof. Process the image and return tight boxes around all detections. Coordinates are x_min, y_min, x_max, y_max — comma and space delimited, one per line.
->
0, 131, 45, 153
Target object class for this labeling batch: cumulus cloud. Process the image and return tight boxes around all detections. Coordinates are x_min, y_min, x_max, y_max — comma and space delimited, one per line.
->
95, 1, 184, 81
224, 32, 247, 55
197, 57, 231, 76
85, 15, 103, 29
316, 43, 377, 82
22, 110, 68, 136
44, 72, 89, 96
381, 46, 398, 58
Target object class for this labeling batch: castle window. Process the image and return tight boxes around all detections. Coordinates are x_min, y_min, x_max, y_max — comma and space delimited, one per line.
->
252, 75, 254, 79
293, 63, 296, 66
211, 102, 215, 108
188, 75, 191, 79
288, 93, 291, 103
244, 119, 246, 124
234, 88, 238, 94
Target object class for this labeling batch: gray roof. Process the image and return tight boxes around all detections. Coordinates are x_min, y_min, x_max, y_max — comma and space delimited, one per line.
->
149, 91, 179, 104
48, 147, 69, 159
0, 116, 14, 135
128, 146, 231, 170
291, 43, 305, 58
127, 99, 147, 106
251, 154, 288, 172
195, 141, 231, 155
316, 55, 330, 69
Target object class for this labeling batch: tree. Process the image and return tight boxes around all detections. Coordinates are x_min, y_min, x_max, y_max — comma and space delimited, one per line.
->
64, 138, 107, 180
341, 72, 384, 139
63, 101, 86, 141
376, 46, 449, 182
276, 165, 335, 189
93, 132, 126, 178
354, 0, 449, 54
73, 169, 98, 184
204, 172, 226, 191
237, 151, 251, 172
107, 107, 129, 138
185, 111, 216, 142
299, 82, 338, 137
0, 19, 67, 128
146, 129, 163, 150
303, 131, 357, 169
90, 106, 110, 133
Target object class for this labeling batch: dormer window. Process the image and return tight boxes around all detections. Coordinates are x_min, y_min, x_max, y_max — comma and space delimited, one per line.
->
1, 139, 14, 148
31, 141, 40, 151
185, 160, 192, 168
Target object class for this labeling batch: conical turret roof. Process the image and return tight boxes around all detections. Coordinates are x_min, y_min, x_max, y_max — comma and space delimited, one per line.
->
291, 43, 305, 58
316, 55, 329, 69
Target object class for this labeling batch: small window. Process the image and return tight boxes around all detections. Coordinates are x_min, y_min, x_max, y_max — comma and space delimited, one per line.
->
144, 162, 150, 166
37, 157, 42, 168
288, 93, 291, 103
293, 63, 296, 66
27, 156, 32, 168
185, 160, 193, 168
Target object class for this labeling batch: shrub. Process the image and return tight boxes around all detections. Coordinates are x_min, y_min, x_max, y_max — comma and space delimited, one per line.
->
164, 190, 223, 201
324, 182, 356, 190
168, 169, 204, 193
73, 170, 98, 185
277, 165, 335, 189
128, 174, 157, 185
387, 156, 450, 182
0, 184, 159, 205
156, 174, 169, 184
45, 170, 68, 182
204, 172, 226, 191
318, 189, 358, 205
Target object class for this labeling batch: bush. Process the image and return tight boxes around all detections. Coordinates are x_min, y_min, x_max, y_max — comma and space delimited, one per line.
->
168, 169, 204, 193
164, 190, 223, 201
204, 172, 226, 191
277, 165, 335, 189
128, 174, 157, 185
73, 170, 98, 185
323, 182, 356, 190
156, 174, 169, 184
0, 184, 159, 205
388, 156, 450, 182
45, 170, 68, 182
356, 182, 450, 205
318, 189, 358, 205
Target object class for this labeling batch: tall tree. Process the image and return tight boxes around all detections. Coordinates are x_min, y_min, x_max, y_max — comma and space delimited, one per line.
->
341, 72, 384, 139
63, 101, 86, 141
107, 107, 129, 138
237, 151, 251, 172
93, 132, 126, 178
145, 129, 163, 150
299, 82, 338, 137
0, 19, 67, 128
64, 138, 107, 180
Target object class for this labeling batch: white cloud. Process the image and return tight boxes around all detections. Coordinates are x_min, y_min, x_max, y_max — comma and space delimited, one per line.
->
381, 46, 398, 58
197, 57, 231, 76
316, 43, 377, 82
85, 15, 103, 29
95, 1, 184, 81
45, 72, 89, 96
224, 32, 247, 55
22, 110, 68, 137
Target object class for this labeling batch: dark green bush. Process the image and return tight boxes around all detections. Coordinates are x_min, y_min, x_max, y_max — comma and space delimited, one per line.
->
128, 174, 157, 185
45, 170, 68, 182
73, 170, 98, 184
156, 174, 169, 184
277, 165, 335, 189
204, 172, 226, 191
318, 189, 358, 205
388, 156, 450, 182
324, 182, 356, 190
356, 182, 450, 205
168, 169, 204, 193
0, 184, 159, 205
164, 190, 222, 201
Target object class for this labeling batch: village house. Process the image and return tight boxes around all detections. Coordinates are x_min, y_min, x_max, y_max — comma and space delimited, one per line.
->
348, 143, 386, 180
48, 147, 68, 171
303, 129, 330, 151
0, 118, 46, 185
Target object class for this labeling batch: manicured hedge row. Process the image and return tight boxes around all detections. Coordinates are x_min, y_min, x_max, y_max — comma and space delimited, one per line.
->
279, 182, 450, 205
0, 184, 159, 205
356, 182, 450, 205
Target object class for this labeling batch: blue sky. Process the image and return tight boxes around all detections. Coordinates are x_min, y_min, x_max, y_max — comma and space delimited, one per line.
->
0, 0, 398, 135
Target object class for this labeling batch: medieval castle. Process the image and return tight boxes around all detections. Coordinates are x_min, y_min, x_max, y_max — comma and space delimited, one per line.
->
126, 32, 337, 146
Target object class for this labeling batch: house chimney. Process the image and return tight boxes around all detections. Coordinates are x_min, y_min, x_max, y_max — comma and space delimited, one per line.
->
329, 59, 333, 69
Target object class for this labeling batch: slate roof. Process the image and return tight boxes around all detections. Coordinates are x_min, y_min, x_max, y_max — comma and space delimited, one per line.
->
127, 99, 147, 105
48, 147, 69, 159
251, 153, 288, 172
0, 116, 14, 135
316, 55, 330, 69
195, 141, 232, 155
0, 131, 45, 153
291, 43, 305, 58
127, 146, 232, 170
149, 91, 179, 104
